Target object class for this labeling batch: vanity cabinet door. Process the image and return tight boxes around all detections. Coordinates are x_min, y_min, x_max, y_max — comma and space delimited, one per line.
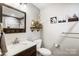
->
14, 45, 36, 56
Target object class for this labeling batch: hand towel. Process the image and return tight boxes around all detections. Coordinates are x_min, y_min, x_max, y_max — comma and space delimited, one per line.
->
0, 32, 7, 55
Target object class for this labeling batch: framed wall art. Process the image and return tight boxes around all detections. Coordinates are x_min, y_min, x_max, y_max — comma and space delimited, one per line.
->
50, 16, 57, 24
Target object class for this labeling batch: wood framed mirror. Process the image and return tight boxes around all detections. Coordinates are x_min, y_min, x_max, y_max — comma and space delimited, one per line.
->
0, 3, 26, 33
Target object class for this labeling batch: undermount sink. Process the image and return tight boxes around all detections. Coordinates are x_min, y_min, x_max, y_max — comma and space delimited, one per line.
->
19, 40, 33, 45
12, 39, 33, 45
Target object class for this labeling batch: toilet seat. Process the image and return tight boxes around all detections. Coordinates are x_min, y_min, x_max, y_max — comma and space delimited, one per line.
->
37, 48, 52, 56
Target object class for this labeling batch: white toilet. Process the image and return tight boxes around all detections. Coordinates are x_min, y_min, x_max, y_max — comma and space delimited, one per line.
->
34, 39, 52, 56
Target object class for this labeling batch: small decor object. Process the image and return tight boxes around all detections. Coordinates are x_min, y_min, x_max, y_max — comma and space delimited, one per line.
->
73, 14, 78, 18
30, 20, 42, 32
50, 17, 57, 24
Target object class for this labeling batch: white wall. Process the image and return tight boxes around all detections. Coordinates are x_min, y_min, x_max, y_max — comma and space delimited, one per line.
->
40, 3, 79, 50
4, 3, 40, 45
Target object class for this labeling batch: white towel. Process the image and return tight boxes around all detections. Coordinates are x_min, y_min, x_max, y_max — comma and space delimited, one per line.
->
0, 32, 7, 55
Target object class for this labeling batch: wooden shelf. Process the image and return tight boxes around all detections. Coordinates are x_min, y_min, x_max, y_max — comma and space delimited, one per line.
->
68, 17, 78, 22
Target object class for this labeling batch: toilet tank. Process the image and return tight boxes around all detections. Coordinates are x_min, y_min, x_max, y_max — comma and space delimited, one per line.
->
33, 39, 42, 48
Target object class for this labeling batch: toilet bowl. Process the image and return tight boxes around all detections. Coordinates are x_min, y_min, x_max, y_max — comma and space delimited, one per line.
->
34, 39, 52, 56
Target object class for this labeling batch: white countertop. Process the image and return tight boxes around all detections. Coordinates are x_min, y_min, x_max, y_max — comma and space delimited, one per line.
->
1, 40, 36, 56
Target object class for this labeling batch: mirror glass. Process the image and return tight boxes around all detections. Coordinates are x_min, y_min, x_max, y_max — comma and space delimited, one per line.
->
2, 6, 25, 29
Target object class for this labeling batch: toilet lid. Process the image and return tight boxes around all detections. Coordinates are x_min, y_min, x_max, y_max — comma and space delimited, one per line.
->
37, 48, 52, 56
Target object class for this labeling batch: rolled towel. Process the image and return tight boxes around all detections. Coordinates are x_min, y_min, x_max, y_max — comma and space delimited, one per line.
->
0, 32, 7, 55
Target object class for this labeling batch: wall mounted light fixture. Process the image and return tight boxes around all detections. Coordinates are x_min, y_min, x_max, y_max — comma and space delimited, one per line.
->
30, 20, 42, 32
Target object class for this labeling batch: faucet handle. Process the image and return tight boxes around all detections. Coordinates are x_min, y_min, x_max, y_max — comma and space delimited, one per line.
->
13, 37, 19, 44
15, 37, 19, 42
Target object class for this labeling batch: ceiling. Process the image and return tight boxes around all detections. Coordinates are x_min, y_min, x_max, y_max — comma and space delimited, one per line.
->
33, 3, 79, 10
32, 3, 53, 10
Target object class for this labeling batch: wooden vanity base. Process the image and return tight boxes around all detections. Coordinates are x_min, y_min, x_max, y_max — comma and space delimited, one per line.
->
14, 45, 36, 56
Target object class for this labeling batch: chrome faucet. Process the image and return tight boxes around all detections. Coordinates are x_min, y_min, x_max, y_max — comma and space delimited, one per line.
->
13, 38, 19, 44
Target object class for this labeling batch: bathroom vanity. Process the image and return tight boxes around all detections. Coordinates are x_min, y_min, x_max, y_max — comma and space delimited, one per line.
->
1, 40, 37, 56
